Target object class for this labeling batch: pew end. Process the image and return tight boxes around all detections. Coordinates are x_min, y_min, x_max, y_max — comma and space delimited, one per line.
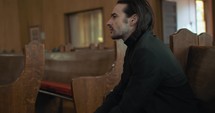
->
71, 40, 126, 113
0, 40, 44, 113
71, 74, 108, 113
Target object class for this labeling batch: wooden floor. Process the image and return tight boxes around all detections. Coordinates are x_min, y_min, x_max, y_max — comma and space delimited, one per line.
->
36, 92, 76, 113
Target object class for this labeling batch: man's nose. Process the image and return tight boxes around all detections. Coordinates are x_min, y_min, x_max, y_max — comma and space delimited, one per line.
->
106, 19, 111, 26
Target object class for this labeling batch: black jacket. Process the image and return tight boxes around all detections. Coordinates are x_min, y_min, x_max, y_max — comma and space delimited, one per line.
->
95, 30, 200, 113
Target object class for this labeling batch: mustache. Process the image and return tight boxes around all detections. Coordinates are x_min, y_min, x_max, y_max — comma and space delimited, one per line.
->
107, 25, 113, 30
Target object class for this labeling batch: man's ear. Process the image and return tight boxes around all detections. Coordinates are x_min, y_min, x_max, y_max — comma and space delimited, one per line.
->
130, 14, 138, 26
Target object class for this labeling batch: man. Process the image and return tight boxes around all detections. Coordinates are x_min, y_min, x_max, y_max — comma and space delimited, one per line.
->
95, 0, 201, 113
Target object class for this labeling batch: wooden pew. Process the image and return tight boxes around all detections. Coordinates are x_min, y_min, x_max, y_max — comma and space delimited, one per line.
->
39, 40, 126, 113
170, 28, 215, 113
0, 40, 44, 113
40, 48, 115, 100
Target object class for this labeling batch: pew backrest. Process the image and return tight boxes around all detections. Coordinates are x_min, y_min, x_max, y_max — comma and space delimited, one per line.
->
44, 49, 115, 84
0, 54, 24, 85
170, 28, 213, 70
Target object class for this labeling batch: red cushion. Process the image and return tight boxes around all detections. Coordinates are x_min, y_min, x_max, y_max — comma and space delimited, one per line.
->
40, 81, 72, 97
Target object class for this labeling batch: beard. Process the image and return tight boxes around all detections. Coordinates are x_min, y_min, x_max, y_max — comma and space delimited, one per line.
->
111, 32, 123, 40
109, 18, 129, 40
110, 25, 130, 41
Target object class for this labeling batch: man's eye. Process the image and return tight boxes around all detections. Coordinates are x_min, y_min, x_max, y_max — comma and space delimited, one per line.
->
111, 14, 117, 18
112, 15, 117, 18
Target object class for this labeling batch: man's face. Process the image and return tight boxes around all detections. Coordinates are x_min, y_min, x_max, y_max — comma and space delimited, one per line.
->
107, 4, 134, 41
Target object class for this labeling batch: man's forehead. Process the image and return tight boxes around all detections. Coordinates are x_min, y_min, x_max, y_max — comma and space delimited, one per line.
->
112, 4, 127, 14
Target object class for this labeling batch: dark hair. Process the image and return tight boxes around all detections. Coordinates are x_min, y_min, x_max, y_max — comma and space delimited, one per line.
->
117, 0, 154, 33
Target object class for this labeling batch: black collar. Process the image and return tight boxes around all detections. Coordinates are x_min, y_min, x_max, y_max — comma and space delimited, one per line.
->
124, 30, 143, 47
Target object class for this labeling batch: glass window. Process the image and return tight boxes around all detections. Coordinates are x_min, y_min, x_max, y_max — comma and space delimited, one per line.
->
67, 9, 103, 48
196, 0, 206, 34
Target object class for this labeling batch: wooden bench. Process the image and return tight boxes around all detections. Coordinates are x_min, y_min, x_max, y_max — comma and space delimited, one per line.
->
0, 40, 44, 113
40, 48, 115, 98
38, 40, 126, 113
170, 28, 215, 113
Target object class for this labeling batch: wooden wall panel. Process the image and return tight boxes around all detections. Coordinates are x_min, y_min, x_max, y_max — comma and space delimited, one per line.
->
0, 0, 163, 51
0, 0, 21, 52
101, 0, 116, 48
42, 0, 116, 50
18, 0, 43, 51
36, 0, 162, 50
42, 0, 65, 50
148, 0, 163, 40
17, 0, 29, 51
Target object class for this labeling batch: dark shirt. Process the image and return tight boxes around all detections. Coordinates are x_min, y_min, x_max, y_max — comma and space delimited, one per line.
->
94, 30, 200, 113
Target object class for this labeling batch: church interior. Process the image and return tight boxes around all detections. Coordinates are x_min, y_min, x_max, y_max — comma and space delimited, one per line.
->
0, 0, 215, 113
